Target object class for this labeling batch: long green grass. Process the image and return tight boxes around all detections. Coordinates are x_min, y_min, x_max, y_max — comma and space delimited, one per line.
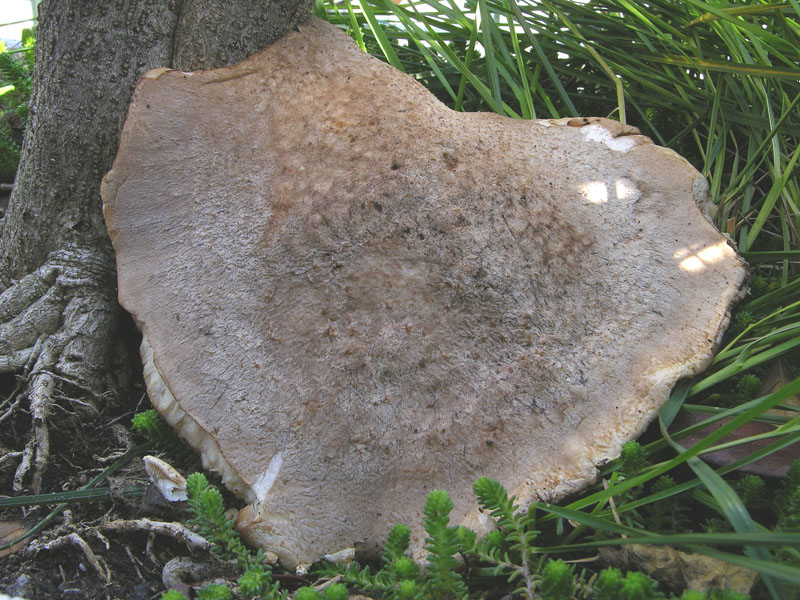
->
318, 1, 800, 597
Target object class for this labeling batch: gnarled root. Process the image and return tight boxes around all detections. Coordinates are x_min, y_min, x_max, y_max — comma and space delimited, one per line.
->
0, 243, 123, 492
26, 532, 111, 583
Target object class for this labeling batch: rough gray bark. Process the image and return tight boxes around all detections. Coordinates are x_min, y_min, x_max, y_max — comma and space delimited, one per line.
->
0, 0, 313, 492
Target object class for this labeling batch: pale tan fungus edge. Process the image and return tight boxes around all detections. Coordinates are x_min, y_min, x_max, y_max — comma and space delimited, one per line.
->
141, 67, 172, 80
140, 331, 256, 503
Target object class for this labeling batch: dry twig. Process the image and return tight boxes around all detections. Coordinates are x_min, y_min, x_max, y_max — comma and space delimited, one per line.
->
100, 518, 211, 551
26, 532, 110, 582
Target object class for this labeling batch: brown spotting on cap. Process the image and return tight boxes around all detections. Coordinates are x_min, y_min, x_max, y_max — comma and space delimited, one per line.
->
102, 16, 747, 568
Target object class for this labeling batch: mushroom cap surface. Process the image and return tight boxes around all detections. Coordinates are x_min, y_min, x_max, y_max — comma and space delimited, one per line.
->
102, 16, 746, 567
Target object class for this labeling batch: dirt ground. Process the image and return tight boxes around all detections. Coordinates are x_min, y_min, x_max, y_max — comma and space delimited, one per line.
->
0, 322, 252, 600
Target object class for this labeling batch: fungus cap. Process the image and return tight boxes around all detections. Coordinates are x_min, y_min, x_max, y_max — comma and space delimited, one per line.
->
102, 16, 746, 567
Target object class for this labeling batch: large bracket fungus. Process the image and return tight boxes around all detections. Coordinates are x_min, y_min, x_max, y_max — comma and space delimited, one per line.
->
102, 17, 746, 568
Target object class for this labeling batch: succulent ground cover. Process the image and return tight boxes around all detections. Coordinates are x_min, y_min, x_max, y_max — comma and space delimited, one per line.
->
1, 1, 800, 599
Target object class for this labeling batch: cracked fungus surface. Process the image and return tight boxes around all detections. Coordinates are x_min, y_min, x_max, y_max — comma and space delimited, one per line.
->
102, 16, 746, 568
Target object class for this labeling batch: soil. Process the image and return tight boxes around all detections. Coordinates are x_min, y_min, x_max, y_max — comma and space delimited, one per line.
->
0, 322, 248, 600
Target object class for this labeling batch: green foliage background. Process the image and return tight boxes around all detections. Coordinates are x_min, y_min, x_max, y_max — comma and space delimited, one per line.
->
0, 27, 33, 183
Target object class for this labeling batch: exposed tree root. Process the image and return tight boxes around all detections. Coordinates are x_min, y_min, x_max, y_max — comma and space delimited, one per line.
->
161, 556, 214, 595
26, 532, 111, 583
0, 243, 123, 493
99, 519, 212, 552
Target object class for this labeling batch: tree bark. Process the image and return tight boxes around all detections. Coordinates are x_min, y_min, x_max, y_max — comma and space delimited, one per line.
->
0, 0, 313, 492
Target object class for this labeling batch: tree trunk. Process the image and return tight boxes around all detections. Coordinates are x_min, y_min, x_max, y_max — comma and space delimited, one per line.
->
0, 0, 313, 492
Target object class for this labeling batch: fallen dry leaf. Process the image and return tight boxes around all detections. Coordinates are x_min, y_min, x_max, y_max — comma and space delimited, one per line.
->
0, 520, 30, 558
761, 359, 799, 417
599, 544, 757, 595
671, 412, 799, 478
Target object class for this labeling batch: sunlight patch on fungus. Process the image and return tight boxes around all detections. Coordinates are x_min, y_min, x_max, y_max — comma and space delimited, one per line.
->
581, 178, 640, 205
580, 123, 636, 152
615, 178, 640, 202
580, 181, 608, 204
252, 452, 284, 502
674, 241, 730, 273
